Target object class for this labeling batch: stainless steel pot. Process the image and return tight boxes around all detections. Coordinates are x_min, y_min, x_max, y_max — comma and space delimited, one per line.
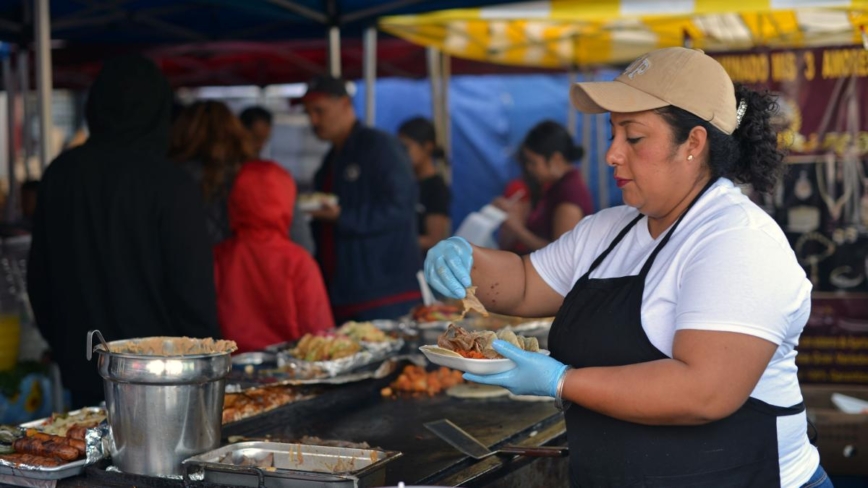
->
88, 332, 233, 477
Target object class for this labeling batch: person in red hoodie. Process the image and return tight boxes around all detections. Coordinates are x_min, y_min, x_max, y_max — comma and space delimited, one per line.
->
215, 160, 334, 352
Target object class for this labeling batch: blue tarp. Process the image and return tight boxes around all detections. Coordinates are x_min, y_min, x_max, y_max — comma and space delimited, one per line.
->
353, 71, 622, 228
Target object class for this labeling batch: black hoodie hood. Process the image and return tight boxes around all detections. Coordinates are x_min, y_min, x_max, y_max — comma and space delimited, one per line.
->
85, 55, 172, 150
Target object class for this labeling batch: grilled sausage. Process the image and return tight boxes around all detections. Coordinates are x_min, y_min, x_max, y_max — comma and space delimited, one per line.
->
66, 426, 88, 441
13, 437, 79, 461
0, 453, 66, 467
26, 432, 86, 456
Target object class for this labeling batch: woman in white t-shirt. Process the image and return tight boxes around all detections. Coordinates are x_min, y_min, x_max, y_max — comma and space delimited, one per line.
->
425, 48, 828, 488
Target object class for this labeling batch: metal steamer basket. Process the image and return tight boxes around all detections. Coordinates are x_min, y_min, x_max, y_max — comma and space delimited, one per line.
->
87, 331, 233, 478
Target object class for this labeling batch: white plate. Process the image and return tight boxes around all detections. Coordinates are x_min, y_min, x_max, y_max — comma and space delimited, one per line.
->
508, 392, 553, 402
831, 393, 868, 414
446, 384, 510, 399
418, 345, 549, 375
298, 194, 338, 212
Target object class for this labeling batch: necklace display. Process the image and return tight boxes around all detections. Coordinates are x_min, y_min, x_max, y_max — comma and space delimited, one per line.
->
829, 265, 864, 289
794, 170, 813, 201
815, 154, 853, 223
787, 206, 820, 233
794, 232, 837, 285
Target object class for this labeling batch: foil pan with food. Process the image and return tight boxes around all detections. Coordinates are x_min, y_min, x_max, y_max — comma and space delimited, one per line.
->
276, 334, 375, 379
0, 407, 110, 480
182, 441, 402, 488
337, 321, 405, 356
222, 386, 315, 425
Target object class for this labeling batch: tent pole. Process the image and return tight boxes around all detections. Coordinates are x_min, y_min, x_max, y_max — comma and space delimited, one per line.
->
440, 52, 451, 174
567, 69, 577, 138
34, 0, 52, 169
17, 49, 29, 181
426, 47, 444, 160
3, 47, 17, 223
363, 26, 376, 126
328, 26, 341, 77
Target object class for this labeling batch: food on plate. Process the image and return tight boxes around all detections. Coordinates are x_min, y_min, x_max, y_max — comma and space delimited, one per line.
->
0, 425, 18, 451
0, 452, 66, 467
289, 333, 361, 362
24, 431, 85, 455
380, 365, 464, 397
460, 286, 489, 319
411, 303, 463, 323
0, 408, 105, 469
437, 324, 540, 359
30, 408, 106, 438
298, 192, 338, 210
223, 386, 309, 424
338, 321, 390, 343
12, 435, 80, 461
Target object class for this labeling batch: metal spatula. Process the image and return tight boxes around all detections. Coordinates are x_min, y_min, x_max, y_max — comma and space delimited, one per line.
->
424, 419, 568, 460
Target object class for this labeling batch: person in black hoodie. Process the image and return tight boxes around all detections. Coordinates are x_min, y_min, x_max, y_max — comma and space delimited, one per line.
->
27, 55, 220, 409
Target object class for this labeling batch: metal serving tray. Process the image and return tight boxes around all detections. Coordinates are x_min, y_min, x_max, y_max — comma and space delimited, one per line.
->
183, 441, 402, 488
0, 407, 105, 481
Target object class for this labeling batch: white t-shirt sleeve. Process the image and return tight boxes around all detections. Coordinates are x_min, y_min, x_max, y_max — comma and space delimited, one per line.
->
529, 212, 614, 297
675, 228, 811, 345
529, 225, 582, 296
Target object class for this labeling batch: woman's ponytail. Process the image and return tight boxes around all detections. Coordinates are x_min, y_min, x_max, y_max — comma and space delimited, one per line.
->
729, 84, 786, 194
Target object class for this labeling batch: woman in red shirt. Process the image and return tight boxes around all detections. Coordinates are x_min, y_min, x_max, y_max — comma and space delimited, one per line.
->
496, 120, 594, 251
214, 161, 334, 352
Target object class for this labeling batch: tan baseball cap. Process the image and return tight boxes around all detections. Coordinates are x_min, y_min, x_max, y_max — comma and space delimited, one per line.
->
570, 47, 737, 135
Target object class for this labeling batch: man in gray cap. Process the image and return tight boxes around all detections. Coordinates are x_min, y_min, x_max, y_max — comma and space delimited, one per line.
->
302, 76, 422, 322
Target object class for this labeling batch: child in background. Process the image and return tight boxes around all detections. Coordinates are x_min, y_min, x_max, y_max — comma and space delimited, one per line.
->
214, 161, 333, 352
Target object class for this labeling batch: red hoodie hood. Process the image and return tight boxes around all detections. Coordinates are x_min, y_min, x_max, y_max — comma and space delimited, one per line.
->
229, 160, 296, 238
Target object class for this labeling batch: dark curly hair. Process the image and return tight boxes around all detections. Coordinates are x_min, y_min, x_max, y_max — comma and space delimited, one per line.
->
654, 84, 786, 194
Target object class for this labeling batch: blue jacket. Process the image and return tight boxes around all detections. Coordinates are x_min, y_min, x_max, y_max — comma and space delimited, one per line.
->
313, 122, 422, 307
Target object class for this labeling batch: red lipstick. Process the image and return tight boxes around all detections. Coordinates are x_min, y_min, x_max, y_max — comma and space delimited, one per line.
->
615, 177, 631, 188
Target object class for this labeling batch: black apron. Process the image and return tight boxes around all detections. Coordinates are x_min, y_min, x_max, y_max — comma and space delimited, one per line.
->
548, 180, 805, 488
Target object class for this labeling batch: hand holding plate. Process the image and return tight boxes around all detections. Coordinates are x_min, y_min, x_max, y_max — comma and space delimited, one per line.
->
463, 340, 568, 398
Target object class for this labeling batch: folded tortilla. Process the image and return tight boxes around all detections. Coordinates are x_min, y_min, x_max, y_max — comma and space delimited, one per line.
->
461, 286, 489, 319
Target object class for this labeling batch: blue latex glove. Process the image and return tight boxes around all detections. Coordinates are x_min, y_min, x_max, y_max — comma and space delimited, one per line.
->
464, 340, 569, 397
424, 236, 473, 299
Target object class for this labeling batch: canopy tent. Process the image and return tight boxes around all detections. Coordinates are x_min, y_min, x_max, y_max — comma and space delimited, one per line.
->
0, 0, 534, 172
45, 38, 555, 89
0, 0, 533, 44
379, 0, 868, 68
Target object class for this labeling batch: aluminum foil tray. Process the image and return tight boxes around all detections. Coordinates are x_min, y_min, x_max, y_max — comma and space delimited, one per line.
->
276, 339, 404, 379
359, 337, 404, 357
183, 441, 402, 488
0, 407, 106, 481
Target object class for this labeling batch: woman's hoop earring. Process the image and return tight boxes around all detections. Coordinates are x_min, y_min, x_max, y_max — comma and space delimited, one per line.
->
687, 155, 694, 161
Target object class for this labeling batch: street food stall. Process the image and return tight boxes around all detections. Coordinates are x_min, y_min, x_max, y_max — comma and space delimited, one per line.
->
0, 304, 567, 487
